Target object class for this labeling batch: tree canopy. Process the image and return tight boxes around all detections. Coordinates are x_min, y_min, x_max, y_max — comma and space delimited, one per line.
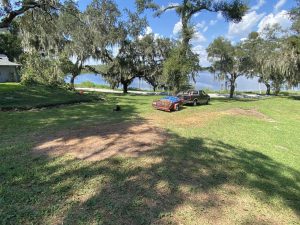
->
207, 37, 248, 98
2, 0, 300, 95
137, 0, 248, 92
0, 0, 60, 28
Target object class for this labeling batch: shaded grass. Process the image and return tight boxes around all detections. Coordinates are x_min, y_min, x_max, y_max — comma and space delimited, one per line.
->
0, 83, 101, 110
0, 91, 299, 224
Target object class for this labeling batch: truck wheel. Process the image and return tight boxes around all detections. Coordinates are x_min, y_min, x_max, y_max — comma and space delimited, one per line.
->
193, 100, 198, 106
174, 104, 179, 111
206, 99, 209, 105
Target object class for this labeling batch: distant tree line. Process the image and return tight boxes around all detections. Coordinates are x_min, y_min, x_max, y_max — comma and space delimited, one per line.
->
207, 1, 300, 97
1, 0, 299, 96
0, 0, 248, 94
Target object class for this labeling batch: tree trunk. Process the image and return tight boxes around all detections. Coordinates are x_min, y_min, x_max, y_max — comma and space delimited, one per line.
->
153, 85, 157, 92
274, 84, 281, 96
70, 75, 76, 90
229, 83, 235, 98
123, 82, 128, 94
264, 82, 271, 95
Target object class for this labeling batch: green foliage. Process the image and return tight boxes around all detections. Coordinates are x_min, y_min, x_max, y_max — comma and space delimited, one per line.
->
246, 25, 299, 94
290, 0, 300, 34
0, 21, 21, 61
87, 9, 157, 93
146, 0, 248, 92
0, 0, 60, 28
163, 45, 199, 93
17, 0, 123, 89
135, 34, 175, 91
207, 37, 246, 97
20, 53, 65, 86
0, 28, 22, 61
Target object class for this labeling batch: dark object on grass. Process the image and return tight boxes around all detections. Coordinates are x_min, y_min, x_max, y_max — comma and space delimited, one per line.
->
113, 105, 121, 111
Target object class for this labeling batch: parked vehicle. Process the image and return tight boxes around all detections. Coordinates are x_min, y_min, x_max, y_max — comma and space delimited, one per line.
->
177, 90, 210, 106
152, 96, 183, 112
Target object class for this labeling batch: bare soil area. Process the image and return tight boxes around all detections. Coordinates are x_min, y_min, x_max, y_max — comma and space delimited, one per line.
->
222, 108, 275, 122
148, 108, 274, 127
33, 121, 168, 161
33, 108, 273, 161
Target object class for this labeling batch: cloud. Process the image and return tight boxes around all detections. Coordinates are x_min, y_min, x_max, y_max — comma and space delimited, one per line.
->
251, 0, 266, 11
274, 0, 287, 12
193, 12, 200, 18
258, 10, 292, 33
192, 45, 210, 67
217, 12, 223, 20
195, 21, 206, 29
174, 20, 208, 36
195, 21, 210, 32
173, 20, 182, 35
192, 31, 206, 43
209, 20, 217, 26
145, 26, 153, 35
228, 11, 265, 39
139, 26, 163, 40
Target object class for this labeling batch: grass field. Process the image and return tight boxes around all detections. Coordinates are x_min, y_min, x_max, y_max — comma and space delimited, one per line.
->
0, 83, 100, 110
0, 84, 299, 224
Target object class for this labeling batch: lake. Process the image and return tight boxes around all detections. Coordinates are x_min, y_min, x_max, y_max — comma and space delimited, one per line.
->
69, 72, 266, 91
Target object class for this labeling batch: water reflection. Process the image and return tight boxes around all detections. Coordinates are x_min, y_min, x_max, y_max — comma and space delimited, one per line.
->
67, 72, 266, 91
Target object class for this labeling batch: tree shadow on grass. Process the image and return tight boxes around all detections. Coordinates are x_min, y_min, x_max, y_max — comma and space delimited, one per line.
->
1, 102, 300, 224
288, 95, 300, 100
25, 134, 300, 224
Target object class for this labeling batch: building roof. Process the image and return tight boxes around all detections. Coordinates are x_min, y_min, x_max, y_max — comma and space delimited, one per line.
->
0, 54, 20, 66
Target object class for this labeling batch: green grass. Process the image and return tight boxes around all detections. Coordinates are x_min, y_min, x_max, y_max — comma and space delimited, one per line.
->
0, 87, 299, 224
0, 83, 101, 110
75, 81, 114, 89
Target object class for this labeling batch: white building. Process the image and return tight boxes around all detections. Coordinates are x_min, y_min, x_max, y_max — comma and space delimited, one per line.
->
0, 54, 20, 82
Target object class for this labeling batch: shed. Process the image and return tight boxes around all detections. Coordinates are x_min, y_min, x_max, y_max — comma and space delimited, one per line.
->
0, 54, 21, 82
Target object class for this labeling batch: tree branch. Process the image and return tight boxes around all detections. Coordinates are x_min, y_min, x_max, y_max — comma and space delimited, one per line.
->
155, 4, 179, 17
0, 1, 59, 28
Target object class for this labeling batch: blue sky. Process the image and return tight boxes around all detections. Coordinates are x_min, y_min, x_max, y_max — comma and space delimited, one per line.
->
76, 0, 296, 91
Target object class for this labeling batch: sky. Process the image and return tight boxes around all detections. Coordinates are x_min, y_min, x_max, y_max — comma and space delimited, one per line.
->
76, 0, 297, 91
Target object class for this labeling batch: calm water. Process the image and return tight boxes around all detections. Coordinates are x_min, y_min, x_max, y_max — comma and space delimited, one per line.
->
69, 72, 266, 91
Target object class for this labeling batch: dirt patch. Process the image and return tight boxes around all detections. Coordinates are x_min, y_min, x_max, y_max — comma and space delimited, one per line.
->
147, 108, 274, 128
33, 121, 167, 161
147, 110, 222, 128
222, 108, 275, 122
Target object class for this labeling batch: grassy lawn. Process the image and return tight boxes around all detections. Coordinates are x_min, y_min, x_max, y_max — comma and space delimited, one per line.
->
0, 88, 299, 224
0, 83, 100, 110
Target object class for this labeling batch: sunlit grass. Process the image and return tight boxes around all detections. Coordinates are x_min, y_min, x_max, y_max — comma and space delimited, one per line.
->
0, 91, 299, 224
